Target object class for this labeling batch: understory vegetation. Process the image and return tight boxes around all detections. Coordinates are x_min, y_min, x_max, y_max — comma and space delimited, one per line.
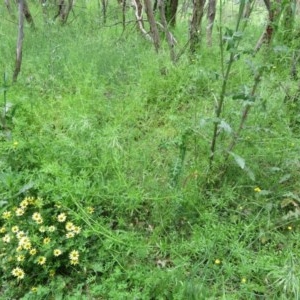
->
1, 1, 300, 299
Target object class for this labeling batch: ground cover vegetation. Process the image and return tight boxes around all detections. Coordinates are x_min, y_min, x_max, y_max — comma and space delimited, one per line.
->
1, 0, 300, 299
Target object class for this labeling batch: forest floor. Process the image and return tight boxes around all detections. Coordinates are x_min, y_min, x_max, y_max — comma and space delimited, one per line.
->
1, 2, 300, 299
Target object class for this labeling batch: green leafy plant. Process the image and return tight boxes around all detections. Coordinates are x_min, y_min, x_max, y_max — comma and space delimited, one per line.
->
0, 196, 89, 296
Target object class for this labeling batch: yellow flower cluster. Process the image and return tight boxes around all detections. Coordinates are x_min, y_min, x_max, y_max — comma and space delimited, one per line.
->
2, 211, 12, 219
32, 212, 43, 224
69, 250, 80, 265
11, 267, 25, 280
0, 196, 83, 285
65, 221, 81, 239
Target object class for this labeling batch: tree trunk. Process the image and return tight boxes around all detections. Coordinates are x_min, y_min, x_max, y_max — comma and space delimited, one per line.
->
101, 0, 108, 24
206, 0, 216, 47
54, 0, 74, 24
164, 0, 178, 27
132, 0, 152, 41
243, 0, 252, 19
23, 0, 35, 27
190, 0, 206, 53
158, 0, 176, 61
4, 0, 15, 18
254, 0, 281, 52
13, 0, 25, 82
144, 0, 160, 52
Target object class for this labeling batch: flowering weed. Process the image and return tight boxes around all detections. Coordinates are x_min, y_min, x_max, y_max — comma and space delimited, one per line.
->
0, 196, 85, 295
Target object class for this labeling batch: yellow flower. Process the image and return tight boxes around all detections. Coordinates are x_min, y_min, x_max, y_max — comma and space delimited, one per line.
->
29, 248, 37, 256
53, 249, 62, 257
87, 207, 95, 214
241, 278, 247, 283
65, 222, 75, 231
31, 287, 38, 293
254, 187, 261, 193
11, 226, 19, 233
16, 246, 23, 252
13, 141, 19, 148
15, 207, 25, 216
2, 234, 11, 243
66, 232, 75, 239
32, 212, 43, 222
37, 256, 46, 265
70, 259, 79, 265
43, 237, 51, 244
2, 211, 12, 219
49, 270, 55, 277
214, 259, 221, 265
69, 250, 79, 260
48, 225, 56, 232
20, 199, 29, 208
36, 217, 43, 224
16, 254, 25, 262
73, 226, 81, 235
23, 242, 32, 250
16, 231, 26, 239
26, 197, 35, 205
19, 236, 30, 247
39, 226, 47, 233
288, 226, 293, 231
11, 267, 25, 280
0, 226, 6, 233
57, 213, 67, 222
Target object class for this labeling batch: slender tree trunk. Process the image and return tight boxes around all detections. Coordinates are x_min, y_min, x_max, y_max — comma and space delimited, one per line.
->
158, 0, 176, 61
254, 0, 281, 52
144, 0, 160, 52
190, 0, 206, 53
122, 0, 126, 32
101, 0, 108, 24
13, 0, 25, 82
206, 0, 216, 46
132, 0, 152, 41
243, 0, 252, 18
23, 0, 35, 27
54, 0, 74, 23
165, 0, 178, 27
4, 0, 15, 17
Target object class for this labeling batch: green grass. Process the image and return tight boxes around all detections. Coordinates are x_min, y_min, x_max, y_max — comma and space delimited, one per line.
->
1, 1, 300, 299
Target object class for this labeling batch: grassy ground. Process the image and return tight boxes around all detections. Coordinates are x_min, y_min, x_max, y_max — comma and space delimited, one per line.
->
1, 1, 300, 299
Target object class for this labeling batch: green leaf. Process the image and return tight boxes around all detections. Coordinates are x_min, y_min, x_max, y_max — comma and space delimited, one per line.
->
229, 152, 245, 169
278, 174, 291, 184
16, 182, 34, 196
218, 120, 232, 134
0, 200, 8, 207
